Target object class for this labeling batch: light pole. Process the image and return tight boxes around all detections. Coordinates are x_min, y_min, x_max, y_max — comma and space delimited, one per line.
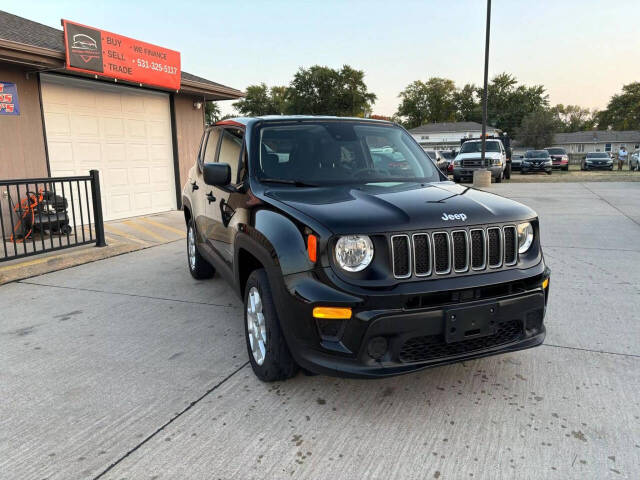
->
474, 0, 493, 187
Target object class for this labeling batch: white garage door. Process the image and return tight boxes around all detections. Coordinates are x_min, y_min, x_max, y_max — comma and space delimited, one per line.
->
41, 74, 176, 221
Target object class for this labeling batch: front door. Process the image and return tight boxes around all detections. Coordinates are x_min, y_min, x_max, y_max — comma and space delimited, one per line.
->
204, 126, 244, 267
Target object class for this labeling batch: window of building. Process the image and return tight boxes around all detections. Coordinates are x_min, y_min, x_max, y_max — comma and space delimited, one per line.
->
421, 135, 429, 140
577, 144, 584, 152
605, 143, 612, 152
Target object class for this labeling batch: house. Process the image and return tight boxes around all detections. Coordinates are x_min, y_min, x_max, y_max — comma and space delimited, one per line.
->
408, 121, 501, 150
0, 10, 243, 223
551, 130, 640, 154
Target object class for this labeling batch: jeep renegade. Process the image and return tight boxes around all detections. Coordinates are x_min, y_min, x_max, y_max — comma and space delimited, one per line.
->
182, 117, 550, 381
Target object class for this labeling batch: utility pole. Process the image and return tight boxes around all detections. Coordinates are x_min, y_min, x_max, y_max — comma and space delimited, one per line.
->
480, 0, 491, 169
474, 0, 493, 187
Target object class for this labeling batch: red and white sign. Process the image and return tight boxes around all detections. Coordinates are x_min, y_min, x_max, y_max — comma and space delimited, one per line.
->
62, 19, 181, 91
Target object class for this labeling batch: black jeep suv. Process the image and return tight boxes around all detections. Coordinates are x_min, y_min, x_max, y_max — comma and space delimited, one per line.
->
183, 117, 550, 381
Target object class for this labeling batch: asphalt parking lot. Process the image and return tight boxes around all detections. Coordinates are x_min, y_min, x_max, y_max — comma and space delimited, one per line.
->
1, 182, 639, 480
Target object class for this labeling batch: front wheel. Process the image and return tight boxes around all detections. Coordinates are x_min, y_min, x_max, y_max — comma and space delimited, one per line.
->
244, 268, 298, 382
187, 219, 215, 279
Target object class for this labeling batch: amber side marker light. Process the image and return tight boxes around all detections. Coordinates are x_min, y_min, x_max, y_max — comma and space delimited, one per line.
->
307, 234, 317, 263
312, 307, 352, 319
542, 278, 549, 289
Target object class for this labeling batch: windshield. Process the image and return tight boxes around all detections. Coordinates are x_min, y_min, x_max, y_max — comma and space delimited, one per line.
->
525, 150, 550, 158
256, 122, 441, 185
459, 140, 501, 154
439, 151, 454, 160
587, 152, 609, 158
546, 148, 566, 155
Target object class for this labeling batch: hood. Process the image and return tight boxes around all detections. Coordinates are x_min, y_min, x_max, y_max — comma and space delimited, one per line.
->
263, 182, 535, 234
456, 152, 502, 161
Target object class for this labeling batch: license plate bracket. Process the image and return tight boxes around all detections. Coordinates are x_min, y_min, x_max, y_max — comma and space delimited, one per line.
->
444, 303, 498, 343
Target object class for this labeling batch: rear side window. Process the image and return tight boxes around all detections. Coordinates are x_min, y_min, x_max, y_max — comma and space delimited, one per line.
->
218, 128, 244, 184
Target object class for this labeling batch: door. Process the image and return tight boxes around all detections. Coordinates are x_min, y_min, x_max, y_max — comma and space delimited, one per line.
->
204, 126, 244, 266
194, 127, 221, 239
40, 74, 176, 221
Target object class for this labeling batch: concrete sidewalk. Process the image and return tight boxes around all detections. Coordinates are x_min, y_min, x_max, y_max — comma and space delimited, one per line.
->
0, 210, 186, 285
1, 182, 639, 480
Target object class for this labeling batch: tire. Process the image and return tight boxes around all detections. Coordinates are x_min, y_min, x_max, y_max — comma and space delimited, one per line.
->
187, 219, 215, 279
547, 171, 552, 175
244, 268, 298, 382
563, 165, 569, 171
453, 176, 460, 183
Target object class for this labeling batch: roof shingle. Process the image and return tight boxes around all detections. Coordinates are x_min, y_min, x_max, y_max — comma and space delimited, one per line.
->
409, 121, 499, 134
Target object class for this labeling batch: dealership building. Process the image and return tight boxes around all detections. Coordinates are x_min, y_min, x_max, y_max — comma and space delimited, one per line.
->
0, 10, 242, 221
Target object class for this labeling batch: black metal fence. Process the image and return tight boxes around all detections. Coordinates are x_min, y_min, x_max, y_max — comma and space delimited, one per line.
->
0, 170, 105, 262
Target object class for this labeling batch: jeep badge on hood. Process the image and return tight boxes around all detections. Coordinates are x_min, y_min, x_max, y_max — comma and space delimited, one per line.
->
442, 213, 467, 221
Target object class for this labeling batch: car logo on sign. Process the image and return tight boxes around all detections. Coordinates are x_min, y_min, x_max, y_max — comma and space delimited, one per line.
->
442, 213, 467, 221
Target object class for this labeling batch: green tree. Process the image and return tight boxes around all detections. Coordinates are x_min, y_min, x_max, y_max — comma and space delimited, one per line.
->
233, 83, 288, 116
550, 104, 597, 132
396, 77, 458, 129
204, 101, 221, 125
516, 110, 557, 149
480, 73, 549, 137
454, 83, 481, 122
596, 82, 640, 130
286, 65, 376, 116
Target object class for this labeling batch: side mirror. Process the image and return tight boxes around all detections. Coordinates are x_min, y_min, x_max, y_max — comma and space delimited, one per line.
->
203, 163, 231, 186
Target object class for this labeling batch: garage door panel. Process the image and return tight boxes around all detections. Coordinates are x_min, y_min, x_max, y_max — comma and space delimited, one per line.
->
126, 119, 146, 138
103, 143, 127, 163
41, 74, 176, 221
103, 117, 125, 137
44, 112, 71, 135
70, 114, 100, 137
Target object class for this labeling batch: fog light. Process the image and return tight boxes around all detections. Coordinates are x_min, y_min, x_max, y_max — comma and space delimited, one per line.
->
542, 278, 549, 289
367, 336, 388, 360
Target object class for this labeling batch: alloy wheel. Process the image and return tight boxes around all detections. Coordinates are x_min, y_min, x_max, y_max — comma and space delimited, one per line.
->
247, 287, 267, 365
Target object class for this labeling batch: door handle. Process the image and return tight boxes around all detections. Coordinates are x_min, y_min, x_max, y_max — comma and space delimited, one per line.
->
191, 181, 199, 192
206, 191, 216, 204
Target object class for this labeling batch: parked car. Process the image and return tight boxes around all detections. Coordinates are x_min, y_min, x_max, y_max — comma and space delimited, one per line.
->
630, 151, 640, 171
511, 154, 524, 171
581, 152, 613, 171
438, 150, 455, 175
424, 150, 449, 174
452, 139, 507, 183
182, 116, 549, 381
545, 147, 569, 171
521, 150, 553, 175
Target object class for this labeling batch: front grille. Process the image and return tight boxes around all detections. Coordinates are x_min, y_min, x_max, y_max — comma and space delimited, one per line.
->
433, 232, 451, 274
487, 227, 502, 267
391, 235, 411, 278
503, 226, 517, 265
390, 224, 518, 279
399, 320, 523, 363
412, 234, 431, 276
452, 231, 468, 272
462, 158, 485, 168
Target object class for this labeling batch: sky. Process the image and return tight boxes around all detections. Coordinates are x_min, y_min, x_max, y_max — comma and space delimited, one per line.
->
5, 0, 640, 117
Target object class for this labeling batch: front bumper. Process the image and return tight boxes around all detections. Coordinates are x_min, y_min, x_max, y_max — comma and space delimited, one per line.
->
585, 162, 613, 170
273, 264, 550, 378
521, 163, 552, 173
453, 166, 502, 180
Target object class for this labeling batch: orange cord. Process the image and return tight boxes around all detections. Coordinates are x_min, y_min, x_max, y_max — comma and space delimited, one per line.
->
10, 189, 44, 243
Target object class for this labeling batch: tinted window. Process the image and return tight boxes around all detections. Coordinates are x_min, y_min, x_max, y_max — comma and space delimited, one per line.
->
546, 148, 566, 155
203, 128, 221, 164
218, 128, 244, 183
587, 152, 609, 158
525, 150, 550, 158
257, 122, 440, 185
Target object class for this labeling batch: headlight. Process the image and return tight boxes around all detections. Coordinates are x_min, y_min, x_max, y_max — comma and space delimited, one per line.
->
335, 235, 374, 272
453, 160, 461, 166
517, 222, 534, 254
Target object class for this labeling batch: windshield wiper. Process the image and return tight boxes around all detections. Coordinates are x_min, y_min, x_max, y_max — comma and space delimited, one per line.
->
259, 178, 319, 187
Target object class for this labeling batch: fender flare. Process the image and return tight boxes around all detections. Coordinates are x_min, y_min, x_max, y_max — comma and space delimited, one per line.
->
234, 209, 314, 282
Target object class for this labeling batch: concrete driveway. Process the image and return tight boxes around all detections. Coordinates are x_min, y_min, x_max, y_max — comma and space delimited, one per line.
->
1, 182, 639, 480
